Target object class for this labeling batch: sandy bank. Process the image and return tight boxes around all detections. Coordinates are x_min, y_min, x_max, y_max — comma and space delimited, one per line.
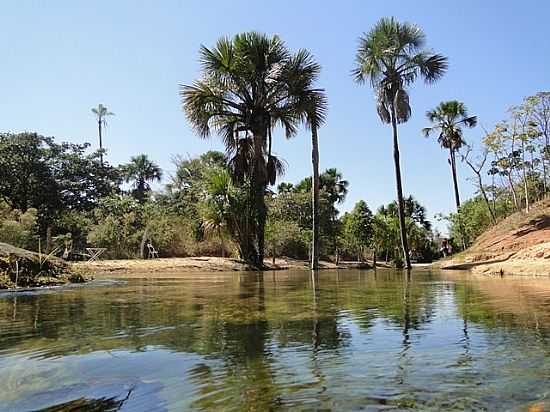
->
73, 256, 372, 277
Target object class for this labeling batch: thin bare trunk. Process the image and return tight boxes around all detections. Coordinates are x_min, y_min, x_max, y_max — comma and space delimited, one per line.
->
450, 148, 461, 209
98, 119, 103, 166
521, 139, 530, 212
311, 126, 320, 270
390, 105, 411, 269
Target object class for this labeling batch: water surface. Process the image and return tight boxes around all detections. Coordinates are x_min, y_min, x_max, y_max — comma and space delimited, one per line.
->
0, 269, 549, 411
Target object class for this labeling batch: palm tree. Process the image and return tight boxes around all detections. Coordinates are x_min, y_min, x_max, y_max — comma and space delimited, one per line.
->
181, 32, 323, 267
422, 100, 477, 210
304, 91, 328, 270
120, 154, 163, 202
352, 17, 448, 269
91, 104, 114, 165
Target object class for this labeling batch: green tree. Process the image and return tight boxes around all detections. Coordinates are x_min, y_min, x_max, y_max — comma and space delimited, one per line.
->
342, 200, 373, 261
120, 154, 163, 203
265, 219, 305, 264
295, 168, 348, 259
0, 205, 38, 249
181, 31, 323, 267
0, 132, 119, 235
422, 100, 477, 210
352, 17, 448, 269
522, 92, 550, 195
91, 103, 114, 165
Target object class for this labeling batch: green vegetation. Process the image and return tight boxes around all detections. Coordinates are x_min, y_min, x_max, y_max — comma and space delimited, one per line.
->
0, 24, 547, 274
444, 92, 550, 247
180, 32, 326, 268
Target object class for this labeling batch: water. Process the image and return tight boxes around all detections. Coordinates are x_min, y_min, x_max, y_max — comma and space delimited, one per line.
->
0, 269, 549, 411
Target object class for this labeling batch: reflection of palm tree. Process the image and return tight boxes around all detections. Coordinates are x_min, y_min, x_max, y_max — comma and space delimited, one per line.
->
396, 273, 412, 385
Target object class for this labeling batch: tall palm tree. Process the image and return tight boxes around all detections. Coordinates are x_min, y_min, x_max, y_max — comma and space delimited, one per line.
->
120, 154, 163, 202
181, 32, 323, 267
422, 100, 477, 210
303, 91, 328, 270
91, 104, 114, 165
353, 17, 448, 269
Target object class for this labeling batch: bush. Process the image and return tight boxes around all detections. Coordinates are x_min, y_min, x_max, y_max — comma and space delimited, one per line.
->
0, 207, 38, 249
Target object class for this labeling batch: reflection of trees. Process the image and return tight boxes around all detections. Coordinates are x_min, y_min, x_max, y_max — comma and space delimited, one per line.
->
189, 273, 283, 411
453, 279, 550, 343
6, 271, 550, 410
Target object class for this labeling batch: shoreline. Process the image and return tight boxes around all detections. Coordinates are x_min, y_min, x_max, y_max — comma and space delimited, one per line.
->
73, 256, 373, 277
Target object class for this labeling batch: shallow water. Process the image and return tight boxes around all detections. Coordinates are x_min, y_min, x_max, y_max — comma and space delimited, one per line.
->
0, 269, 549, 411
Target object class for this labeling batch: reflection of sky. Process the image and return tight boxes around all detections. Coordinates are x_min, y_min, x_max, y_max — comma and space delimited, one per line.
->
0, 349, 209, 411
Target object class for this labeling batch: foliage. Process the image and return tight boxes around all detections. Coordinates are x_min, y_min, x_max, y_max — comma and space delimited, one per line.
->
0, 204, 38, 249
265, 219, 307, 262
0, 132, 120, 228
87, 195, 144, 258
120, 154, 163, 202
181, 31, 325, 266
341, 201, 373, 260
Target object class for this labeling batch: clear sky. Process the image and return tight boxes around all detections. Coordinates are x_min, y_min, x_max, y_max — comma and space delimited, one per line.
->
2, 1, 549, 232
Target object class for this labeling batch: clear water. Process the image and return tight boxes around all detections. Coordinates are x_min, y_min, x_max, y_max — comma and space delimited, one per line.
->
0, 269, 549, 411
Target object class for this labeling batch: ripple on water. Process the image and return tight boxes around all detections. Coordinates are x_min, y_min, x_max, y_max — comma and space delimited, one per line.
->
0, 270, 549, 411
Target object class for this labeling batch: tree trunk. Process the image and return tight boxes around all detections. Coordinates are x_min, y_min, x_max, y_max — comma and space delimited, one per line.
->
252, 131, 267, 268
45, 226, 52, 254
140, 227, 149, 259
449, 148, 461, 209
477, 174, 497, 224
450, 148, 467, 250
543, 132, 549, 197
521, 139, 530, 212
507, 172, 521, 212
390, 105, 411, 269
311, 126, 320, 270
98, 119, 103, 166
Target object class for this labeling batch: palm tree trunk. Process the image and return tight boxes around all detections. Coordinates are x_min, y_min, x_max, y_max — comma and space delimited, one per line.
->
98, 119, 103, 166
449, 148, 461, 209
311, 125, 320, 270
390, 106, 411, 269
252, 131, 267, 268
450, 148, 466, 249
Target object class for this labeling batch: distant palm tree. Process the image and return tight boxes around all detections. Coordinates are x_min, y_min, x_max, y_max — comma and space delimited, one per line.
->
422, 100, 477, 210
120, 154, 162, 202
91, 104, 114, 165
181, 32, 324, 267
353, 17, 448, 269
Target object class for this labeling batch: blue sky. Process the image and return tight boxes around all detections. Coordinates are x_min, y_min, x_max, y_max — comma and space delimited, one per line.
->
2, 1, 549, 233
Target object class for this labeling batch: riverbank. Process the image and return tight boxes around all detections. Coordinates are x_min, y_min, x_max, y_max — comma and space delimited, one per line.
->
0, 242, 89, 289
439, 198, 550, 276
73, 256, 372, 276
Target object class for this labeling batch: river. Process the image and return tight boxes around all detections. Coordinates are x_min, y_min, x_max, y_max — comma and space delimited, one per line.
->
0, 269, 549, 411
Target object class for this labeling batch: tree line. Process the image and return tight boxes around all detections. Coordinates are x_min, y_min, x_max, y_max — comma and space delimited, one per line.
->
1, 18, 548, 267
